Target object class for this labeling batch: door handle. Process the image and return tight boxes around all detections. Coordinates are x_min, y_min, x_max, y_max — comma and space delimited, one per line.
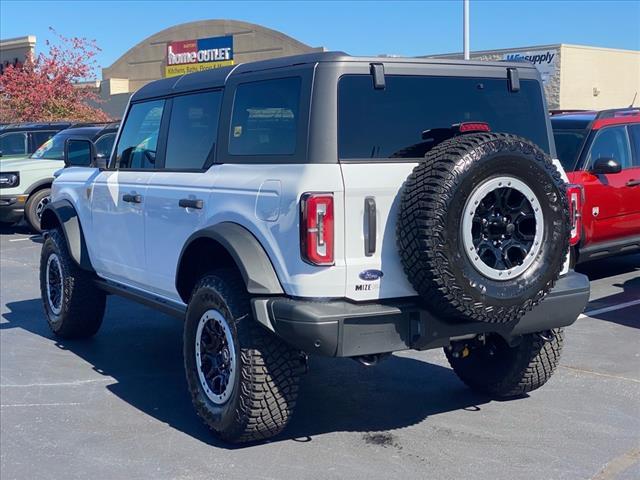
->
122, 193, 142, 204
364, 197, 376, 256
626, 179, 640, 187
179, 198, 204, 209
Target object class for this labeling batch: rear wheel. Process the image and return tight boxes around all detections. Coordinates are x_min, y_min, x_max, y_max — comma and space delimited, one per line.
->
25, 187, 51, 233
445, 329, 564, 398
40, 229, 106, 338
184, 270, 305, 443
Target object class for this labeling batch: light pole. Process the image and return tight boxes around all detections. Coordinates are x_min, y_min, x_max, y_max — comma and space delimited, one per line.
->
463, 0, 470, 60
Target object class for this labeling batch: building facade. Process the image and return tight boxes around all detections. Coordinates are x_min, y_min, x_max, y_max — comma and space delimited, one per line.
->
0, 35, 36, 75
3, 25, 639, 119
424, 44, 640, 111
97, 20, 324, 118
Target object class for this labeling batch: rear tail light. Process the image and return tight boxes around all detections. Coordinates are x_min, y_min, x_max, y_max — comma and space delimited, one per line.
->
567, 184, 583, 246
300, 193, 334, 265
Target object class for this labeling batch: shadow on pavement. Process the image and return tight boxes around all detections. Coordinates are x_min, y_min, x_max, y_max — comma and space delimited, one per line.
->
576, 253, 640, 281
1, 296, 490, 449
582, 276, 640, 329
0, 222, 42, 243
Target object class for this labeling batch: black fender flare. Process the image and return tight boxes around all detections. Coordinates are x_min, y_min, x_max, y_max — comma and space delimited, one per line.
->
40, 200, 94, 272
25, 178, 54, 195
177, 222, 284, 296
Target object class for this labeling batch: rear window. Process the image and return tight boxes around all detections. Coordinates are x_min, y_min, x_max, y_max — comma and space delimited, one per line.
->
338, 75, 550, 160
552, 129, 588, 172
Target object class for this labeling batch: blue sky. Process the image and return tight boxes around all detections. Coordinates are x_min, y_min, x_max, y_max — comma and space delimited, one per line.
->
2, 0, 639, 72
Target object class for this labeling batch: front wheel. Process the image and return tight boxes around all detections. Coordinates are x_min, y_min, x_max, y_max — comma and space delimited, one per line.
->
40, 229, 106, 338
445, 329, 564, 398
25, 187, 51, 233
184, 270, 305, 443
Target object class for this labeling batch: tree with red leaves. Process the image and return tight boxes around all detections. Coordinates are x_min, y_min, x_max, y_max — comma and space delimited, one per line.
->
0, 28, 110, 123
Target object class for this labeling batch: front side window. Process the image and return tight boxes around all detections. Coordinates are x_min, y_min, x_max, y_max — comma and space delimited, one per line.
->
229, 77, 301, 156
31, 134, 67, 160
0, 132, 28, 155
586, 126, 632, 170
94, 133, 116, 158
165, 91, 222, 169
338, 75, 550, 160
115, 100, 165, 169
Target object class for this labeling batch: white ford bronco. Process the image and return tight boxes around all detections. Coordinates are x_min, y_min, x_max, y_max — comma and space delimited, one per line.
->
40, 52, 590, 443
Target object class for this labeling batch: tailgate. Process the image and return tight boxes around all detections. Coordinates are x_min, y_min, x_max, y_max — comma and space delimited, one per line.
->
340, 163, 419, 301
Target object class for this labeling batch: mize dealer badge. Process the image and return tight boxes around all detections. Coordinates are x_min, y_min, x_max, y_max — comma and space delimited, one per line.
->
165, 35, 234, 78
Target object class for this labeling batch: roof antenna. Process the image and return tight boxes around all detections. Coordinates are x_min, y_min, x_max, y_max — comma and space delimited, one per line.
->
629, 92, 637, 108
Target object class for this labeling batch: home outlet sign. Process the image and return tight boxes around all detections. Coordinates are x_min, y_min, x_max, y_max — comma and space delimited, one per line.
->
165, 36, 234, 77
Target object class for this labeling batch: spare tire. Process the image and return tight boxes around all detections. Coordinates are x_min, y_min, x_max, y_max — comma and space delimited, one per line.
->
397, 132, 569, 324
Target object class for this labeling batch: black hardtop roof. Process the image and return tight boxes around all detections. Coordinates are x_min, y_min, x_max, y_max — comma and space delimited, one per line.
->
131, 51, 537, 103
0, 121, 116, 133
54, 123, 119, 139
0, 121, 73, 132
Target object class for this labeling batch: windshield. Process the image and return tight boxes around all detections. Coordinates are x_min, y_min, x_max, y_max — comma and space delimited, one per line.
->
31, 135, 67, 160
552, 129, 588, 172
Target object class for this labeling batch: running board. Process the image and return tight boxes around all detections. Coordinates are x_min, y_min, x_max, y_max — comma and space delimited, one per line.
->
95, 279, 186, 319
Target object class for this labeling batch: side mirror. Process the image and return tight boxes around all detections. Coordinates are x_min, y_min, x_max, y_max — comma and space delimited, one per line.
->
591, 157, 622, 175
95, 153, 108, 169
64, 139, 96, 168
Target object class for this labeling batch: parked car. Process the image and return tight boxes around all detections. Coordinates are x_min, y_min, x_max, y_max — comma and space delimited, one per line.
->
0, 123, 119, 231
0, 122, 73, 160
40, 52, 589, 443
551, 108, 640, 263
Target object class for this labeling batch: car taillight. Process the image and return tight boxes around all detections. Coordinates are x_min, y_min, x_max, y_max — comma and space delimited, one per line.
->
300, 193, 334, 265
567, 184, 583, 246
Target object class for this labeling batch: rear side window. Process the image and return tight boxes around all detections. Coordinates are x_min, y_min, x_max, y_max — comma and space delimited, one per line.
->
165, 91, 222, 170
229, 77, 301, 156
338, 75, 550, 160
115, 100, 165, 169
0, 132, 27, 155
629, 124, 640, 166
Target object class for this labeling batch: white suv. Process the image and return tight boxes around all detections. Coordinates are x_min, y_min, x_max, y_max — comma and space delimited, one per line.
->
40, 53, 589, 443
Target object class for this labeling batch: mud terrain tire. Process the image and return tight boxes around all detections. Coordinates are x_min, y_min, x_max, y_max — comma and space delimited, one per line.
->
397, 133, 569, 324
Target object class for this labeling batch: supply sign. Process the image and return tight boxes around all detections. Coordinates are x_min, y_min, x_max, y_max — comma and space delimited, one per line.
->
502, 49, 558, 84
165, 36, 233, 77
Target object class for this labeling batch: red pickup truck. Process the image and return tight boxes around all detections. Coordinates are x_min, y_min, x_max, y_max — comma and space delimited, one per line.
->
551, 108, 640, 263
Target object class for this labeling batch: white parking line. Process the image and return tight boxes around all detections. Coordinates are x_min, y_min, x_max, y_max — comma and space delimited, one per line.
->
8, 237, 30, 242
580, 299, 640, 318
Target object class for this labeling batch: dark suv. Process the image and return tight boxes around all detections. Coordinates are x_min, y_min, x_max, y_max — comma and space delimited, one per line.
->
0, 123, 119, 231
0, 122, 73, 159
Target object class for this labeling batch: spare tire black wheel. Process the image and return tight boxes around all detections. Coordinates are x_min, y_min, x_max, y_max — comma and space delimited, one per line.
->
397, 132, 569, 324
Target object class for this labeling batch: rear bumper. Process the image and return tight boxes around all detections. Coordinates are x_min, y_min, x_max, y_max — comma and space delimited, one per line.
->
252, 271, 590, 357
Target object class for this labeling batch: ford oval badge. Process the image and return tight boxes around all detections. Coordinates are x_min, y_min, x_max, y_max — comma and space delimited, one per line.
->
359, 269, 384, 281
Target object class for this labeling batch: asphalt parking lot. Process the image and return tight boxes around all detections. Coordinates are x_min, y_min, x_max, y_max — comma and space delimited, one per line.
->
1, 224, 638, 480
